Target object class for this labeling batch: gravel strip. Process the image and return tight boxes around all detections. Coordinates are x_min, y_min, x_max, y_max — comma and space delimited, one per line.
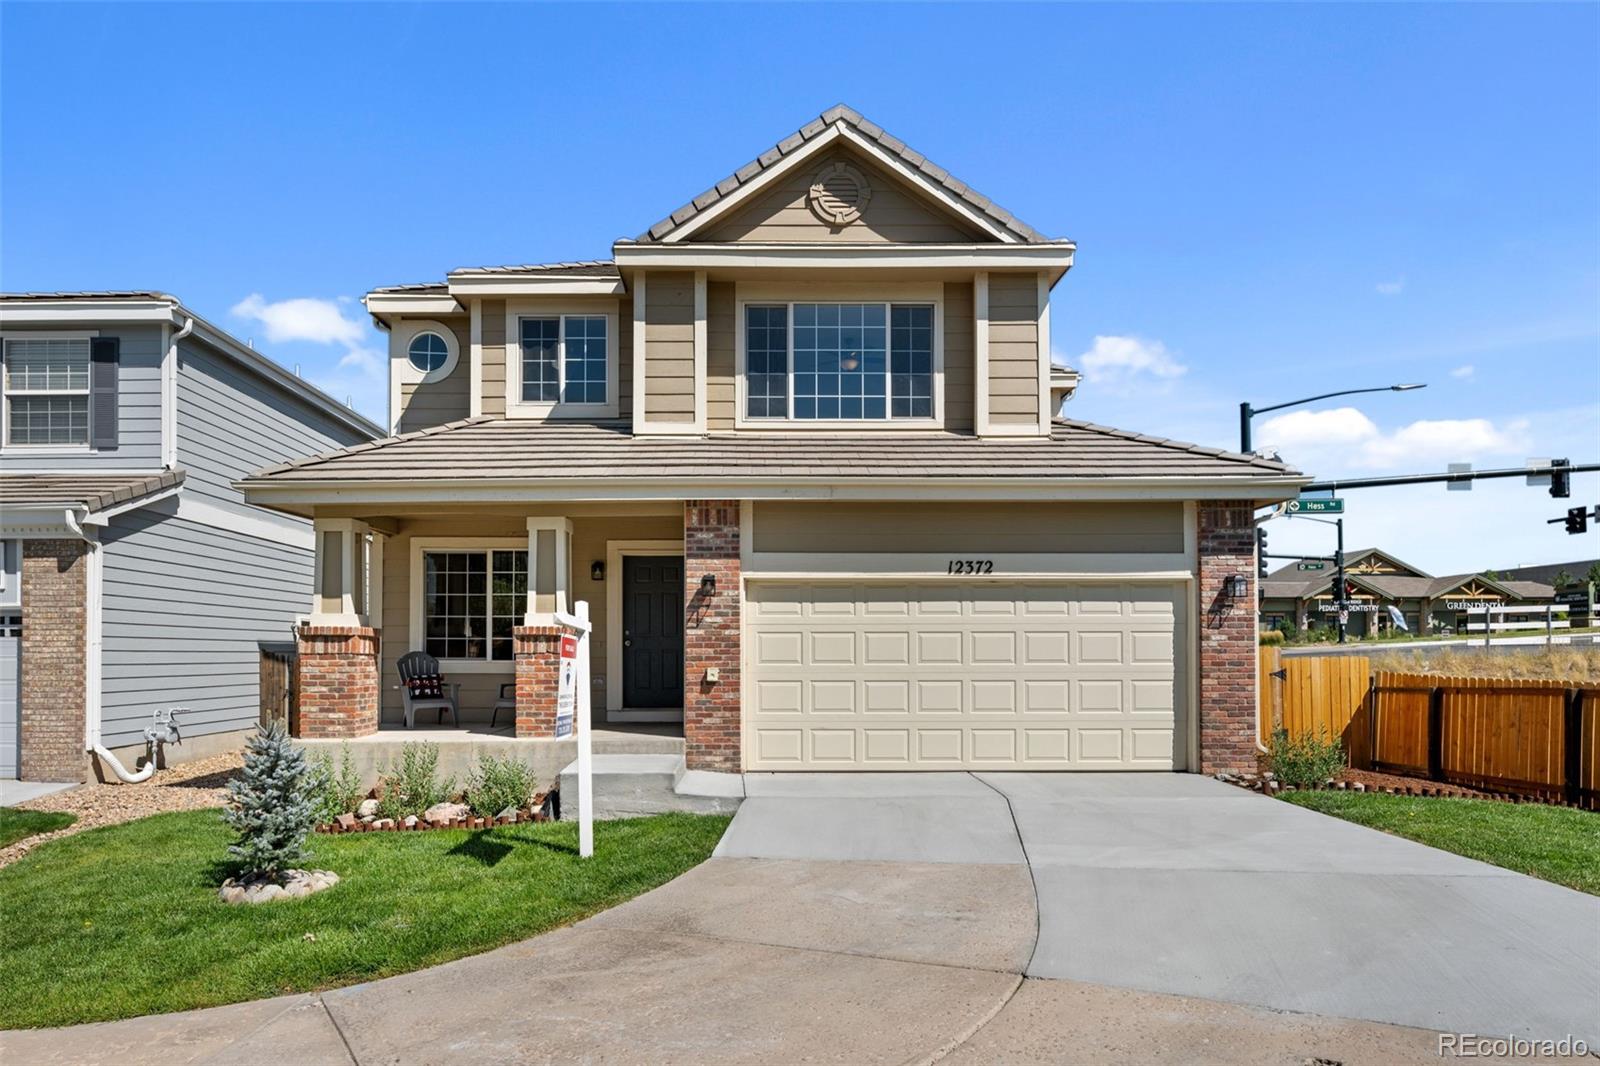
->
0, 751, 243, 869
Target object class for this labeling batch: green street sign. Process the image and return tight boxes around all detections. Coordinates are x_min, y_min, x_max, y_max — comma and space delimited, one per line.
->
1287, 498, 1345, 514
1296, 561, 1327, 571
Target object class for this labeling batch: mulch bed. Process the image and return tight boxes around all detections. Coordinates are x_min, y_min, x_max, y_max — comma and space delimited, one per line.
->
1334, 767, 1499, 800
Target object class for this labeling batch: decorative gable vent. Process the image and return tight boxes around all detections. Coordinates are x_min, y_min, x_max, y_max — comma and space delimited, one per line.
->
808, 162, 872, 226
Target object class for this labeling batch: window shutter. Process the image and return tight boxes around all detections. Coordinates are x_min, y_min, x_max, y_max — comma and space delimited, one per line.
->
89, 337, 119, 449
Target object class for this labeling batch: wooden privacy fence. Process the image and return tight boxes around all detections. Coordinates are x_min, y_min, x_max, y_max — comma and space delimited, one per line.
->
259, 643, 297, 734
1370, 672, 1598, 808
1257, 648, 1373, 766
1259, 649, 1600, 807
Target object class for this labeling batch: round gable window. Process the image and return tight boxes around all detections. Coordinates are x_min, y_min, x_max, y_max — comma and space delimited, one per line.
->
407, 331, 451, 374
808, 162, 872, 226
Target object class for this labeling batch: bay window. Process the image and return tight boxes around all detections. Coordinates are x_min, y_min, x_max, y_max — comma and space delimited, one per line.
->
743, 302, 935, 422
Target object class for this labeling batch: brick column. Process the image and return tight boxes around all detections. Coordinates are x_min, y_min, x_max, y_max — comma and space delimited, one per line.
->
20, 539, 88, 782
295, 626, 379, 739
1197, 501, 1258, 774
513, 626, 564, 738
684, 500, 741, 772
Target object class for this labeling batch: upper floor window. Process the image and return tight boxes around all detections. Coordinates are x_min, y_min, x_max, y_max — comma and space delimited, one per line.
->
407, 332, 451, 374
743, 302, 935, 422
4, 337, 90, 445
510, 310, 616, 416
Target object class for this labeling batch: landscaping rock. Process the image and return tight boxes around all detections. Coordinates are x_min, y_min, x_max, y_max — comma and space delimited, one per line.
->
357, 799, 380, 819
335, 813, 357, 831
497, 805, 519, 821
373, 818, 395, 829
424, 802, 470, 824
219, 868, 340, 905
403, 815, 418, 828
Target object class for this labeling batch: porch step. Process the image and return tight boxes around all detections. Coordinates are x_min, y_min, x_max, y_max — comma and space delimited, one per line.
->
558, 754, 743, 821
591, 729, 685, 757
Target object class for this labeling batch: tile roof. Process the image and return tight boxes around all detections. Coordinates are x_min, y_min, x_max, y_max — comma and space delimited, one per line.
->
0, 470, 185, 512
244, 417, 1298, 487
1, 290, 173, 301
449, 260, 620, 277
630, 104, 1058, 245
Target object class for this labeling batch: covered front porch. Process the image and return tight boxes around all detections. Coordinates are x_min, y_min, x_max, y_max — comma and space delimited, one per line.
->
290, 500, 741, 772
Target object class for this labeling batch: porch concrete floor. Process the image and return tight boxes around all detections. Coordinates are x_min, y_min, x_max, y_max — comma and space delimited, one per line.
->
352, 722, 683, 745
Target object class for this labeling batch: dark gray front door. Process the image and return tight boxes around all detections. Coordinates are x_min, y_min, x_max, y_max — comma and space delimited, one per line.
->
622, 556, 683, 709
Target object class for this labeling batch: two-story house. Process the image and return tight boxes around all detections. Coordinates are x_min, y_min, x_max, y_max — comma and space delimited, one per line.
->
0, 293, 381, 784
241, 106, 1307, 777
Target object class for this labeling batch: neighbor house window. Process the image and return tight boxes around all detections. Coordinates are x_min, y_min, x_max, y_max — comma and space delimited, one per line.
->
3, 337, 91, 445
422, 549, 528, 661
519, 315, 608, 405
407, 332, 450, 374
744, 302, 934, 420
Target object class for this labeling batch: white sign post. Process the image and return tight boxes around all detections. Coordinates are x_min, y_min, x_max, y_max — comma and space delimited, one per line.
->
554, 601, 594, 859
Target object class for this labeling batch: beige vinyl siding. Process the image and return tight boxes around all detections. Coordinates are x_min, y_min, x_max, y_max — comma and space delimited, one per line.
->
703, 148, 985, 244
481, 299, 506, 418
943, 281, 975, 432
397, 317, 470, 433
644, 271, 696, 423
751, 501, 1184, 555
378, 513, 679, 724
987, 273, 1040, 426
706, 281, 736, 430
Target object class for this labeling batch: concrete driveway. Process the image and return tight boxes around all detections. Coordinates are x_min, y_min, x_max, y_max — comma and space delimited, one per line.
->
724, 771, 1600, 1043
6, 772, 1594, 1064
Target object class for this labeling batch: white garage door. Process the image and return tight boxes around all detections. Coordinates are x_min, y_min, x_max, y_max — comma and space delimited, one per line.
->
0, 614, 20, 778
746, 581, 1183, 771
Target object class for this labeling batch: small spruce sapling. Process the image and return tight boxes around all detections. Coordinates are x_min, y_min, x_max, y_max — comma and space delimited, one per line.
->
224, 723, 318, 879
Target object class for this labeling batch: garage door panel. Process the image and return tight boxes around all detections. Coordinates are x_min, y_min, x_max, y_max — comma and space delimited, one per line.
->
746, 582, 1181, 771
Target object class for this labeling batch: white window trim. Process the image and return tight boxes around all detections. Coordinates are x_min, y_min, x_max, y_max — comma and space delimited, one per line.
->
733, 282, 944, 431
408, 537, 529, 674
390, 319, 460, 434
504, 299, 620, 419
1, 331, 100, 452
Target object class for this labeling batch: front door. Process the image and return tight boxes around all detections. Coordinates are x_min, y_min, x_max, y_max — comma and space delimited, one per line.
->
622, 556, 684, 709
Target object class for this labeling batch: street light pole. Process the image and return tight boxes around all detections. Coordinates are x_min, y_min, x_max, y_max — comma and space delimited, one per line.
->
1240, 383, 1426, 454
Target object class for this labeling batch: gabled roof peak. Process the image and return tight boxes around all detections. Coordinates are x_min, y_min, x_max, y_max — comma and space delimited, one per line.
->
631, 104, 1061, 246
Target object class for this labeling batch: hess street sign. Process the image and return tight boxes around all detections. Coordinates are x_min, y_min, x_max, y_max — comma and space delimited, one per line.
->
1287, 498, 1345, 514
1296, 561, 1327, 571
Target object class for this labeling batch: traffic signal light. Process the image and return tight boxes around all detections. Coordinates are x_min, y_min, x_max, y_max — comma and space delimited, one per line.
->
1567, 506, 1589, 534
1550, 458, 1571, 498
1329, 575, 1343, 602
1257, 527, 1269, 579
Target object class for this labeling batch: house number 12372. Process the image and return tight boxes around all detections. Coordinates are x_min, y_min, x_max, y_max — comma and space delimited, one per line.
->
947, 559, 994, 575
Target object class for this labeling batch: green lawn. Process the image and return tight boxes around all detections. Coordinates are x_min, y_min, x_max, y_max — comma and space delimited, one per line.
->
0, 807, 76, 848
1281, 791, 1600, 895
0, 808, 730, 1029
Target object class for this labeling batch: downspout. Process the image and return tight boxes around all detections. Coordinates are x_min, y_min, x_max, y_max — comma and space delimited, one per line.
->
163, 316, 194, 470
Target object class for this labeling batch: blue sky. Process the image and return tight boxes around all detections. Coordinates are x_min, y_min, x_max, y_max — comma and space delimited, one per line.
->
3, 2, 1597, 572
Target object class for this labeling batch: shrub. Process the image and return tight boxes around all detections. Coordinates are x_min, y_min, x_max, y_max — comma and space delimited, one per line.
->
224, 723, 317, 878
376, 743, 454, 820
1268, 727, 1346, 789
463, 753, 537, 817
1258, 630, 1285, 646
308, 743, 365, 822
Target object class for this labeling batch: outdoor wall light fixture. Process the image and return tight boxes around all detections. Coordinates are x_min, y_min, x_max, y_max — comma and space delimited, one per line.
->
700, 574, 716, 594
1224, 574, 1249, 599
591, 561, 605, 581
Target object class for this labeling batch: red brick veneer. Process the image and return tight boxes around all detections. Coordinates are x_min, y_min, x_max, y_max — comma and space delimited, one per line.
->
20, 539, 88, 782
684, 500, 742, 772
513, 626, 565, 738
1197, 501, 1259, 773
295, 626, 379, 739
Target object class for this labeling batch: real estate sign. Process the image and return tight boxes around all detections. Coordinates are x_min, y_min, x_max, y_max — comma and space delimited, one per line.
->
555, 633, 578, 739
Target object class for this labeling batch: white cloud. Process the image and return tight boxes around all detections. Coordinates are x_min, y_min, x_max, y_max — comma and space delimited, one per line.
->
1375, 277, 1406, 296
231, 293, 365, 347
1450, 364, 1475, 379
1075, 335, 1187, 395
337, 346, 385, 375
1256, 406, 1530, 470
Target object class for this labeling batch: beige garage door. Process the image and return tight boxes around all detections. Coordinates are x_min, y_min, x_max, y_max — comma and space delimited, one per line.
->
746, 581, 1183, 771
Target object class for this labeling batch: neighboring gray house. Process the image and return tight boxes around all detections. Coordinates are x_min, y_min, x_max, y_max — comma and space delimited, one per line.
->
0, 292, 381, 783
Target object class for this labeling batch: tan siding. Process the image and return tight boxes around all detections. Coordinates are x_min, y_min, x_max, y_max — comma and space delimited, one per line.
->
706, 281, 736, 430
703, 148, 986, 244
752, 501, 1184, 555
397, 316, 470, 433
987, 273, 1039, 425
644, 271, 696, 423
617, 294, 633, 425
943, 281, 974, 432
568, 513, 683, 712
480, 299, 506, 418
